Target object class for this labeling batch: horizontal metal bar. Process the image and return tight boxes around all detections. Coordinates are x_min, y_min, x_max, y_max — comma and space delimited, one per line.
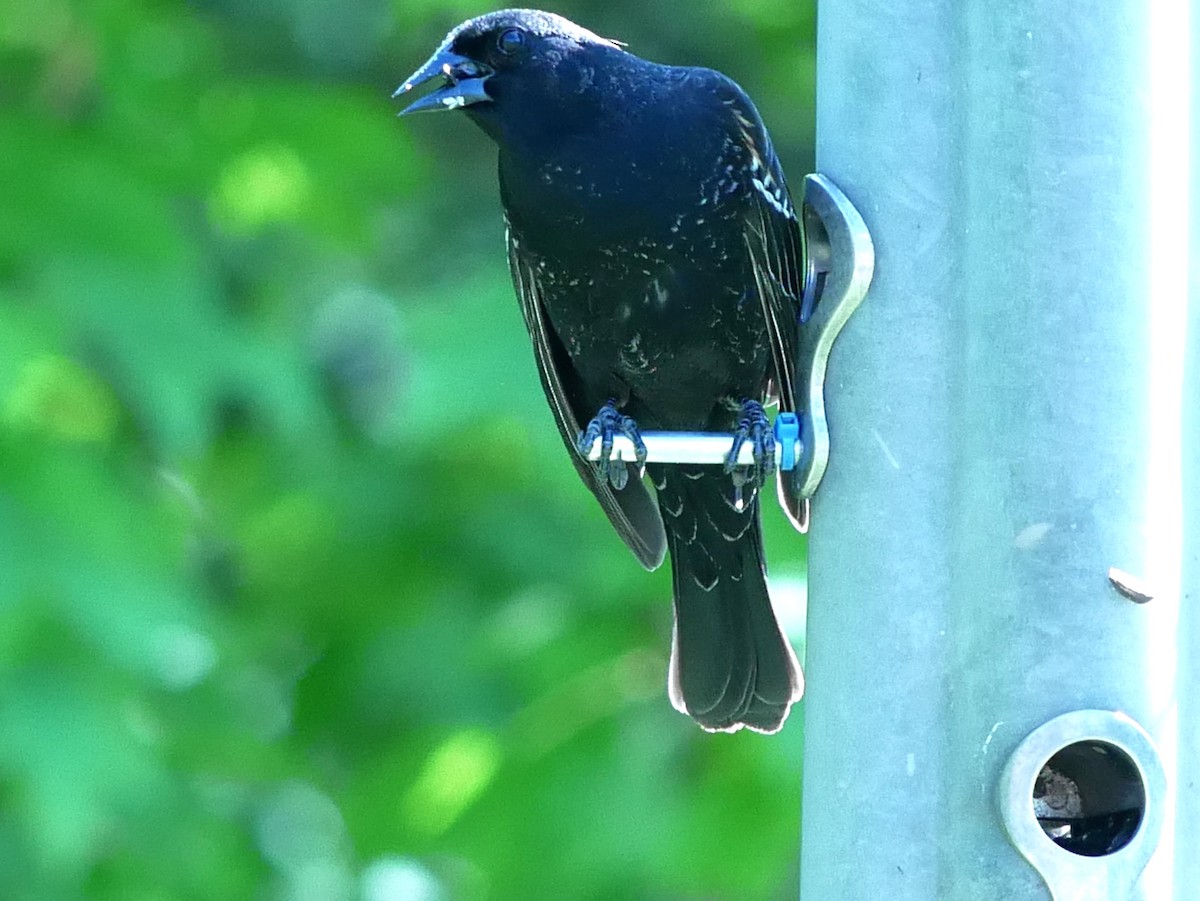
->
582, 430, 801, 468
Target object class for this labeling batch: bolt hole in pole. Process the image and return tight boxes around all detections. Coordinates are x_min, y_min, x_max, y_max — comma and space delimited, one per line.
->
1032, 740, 1145, 857
999, 711, 1167, 901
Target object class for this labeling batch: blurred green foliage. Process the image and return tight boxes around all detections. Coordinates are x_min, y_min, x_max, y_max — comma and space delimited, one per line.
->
0, 0, 815, 898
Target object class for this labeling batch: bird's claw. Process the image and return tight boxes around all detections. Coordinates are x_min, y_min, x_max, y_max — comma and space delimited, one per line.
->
724, 400, 775, 509
577, 400, 646, 490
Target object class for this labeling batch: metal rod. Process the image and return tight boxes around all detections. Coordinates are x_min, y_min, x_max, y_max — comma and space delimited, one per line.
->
582, 430, 800, 468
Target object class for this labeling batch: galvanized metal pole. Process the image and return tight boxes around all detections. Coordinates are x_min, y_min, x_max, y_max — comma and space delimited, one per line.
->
800, 2, 1193, 899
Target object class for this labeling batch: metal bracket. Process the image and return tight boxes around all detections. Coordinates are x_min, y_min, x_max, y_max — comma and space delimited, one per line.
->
998, 710, 1167, 901
793, 173, 875, 498
584, 174, 873, 493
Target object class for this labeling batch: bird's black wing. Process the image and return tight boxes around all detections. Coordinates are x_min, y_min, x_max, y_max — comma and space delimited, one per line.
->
712, 76, 809, 532
504, 221, 668, 569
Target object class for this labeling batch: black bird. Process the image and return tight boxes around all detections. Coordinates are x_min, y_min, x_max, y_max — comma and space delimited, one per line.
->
398, 9, 805, 733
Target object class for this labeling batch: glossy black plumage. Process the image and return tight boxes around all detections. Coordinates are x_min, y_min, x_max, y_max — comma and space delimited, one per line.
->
399, 9, 805, 732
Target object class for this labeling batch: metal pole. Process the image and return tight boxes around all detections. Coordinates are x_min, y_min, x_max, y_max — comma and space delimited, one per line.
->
800, 2, 1193, 899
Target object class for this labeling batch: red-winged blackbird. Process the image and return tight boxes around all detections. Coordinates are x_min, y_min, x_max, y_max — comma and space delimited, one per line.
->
399, 10, 805, 733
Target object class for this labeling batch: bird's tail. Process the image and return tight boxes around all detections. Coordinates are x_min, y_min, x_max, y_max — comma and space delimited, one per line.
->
650, 464, 804, 733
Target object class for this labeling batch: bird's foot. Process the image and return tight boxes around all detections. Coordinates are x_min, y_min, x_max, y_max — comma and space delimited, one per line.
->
724, 400, 775, 511
577, 400, 647, 490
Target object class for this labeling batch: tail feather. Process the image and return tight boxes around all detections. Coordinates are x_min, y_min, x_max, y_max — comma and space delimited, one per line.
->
652, 464, 804, 733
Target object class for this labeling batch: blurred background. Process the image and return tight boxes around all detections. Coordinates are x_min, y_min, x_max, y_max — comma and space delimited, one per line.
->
0, 0, 815, 898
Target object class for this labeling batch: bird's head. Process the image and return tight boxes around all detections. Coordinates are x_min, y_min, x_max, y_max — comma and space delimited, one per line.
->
395, 9, 625, 144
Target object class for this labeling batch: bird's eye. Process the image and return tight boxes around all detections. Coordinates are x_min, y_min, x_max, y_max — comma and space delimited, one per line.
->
496, 28, 527, 56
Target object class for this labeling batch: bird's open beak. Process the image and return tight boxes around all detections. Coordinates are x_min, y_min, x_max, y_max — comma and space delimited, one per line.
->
394, 48, 493, 116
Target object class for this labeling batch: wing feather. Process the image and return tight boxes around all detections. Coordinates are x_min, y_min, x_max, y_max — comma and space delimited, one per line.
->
505, 222, 668, 568
718, 81, 809, 532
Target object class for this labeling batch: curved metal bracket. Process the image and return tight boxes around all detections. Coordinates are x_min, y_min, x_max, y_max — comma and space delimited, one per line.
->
998, 710, 1167, 901
793, 173, 875, 499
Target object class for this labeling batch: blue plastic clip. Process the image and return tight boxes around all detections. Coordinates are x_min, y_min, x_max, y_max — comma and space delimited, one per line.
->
774, 413, 800, 471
